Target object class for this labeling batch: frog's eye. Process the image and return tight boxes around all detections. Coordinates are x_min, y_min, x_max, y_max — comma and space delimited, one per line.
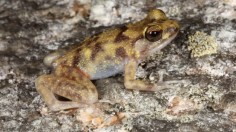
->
144, 26, 163, 42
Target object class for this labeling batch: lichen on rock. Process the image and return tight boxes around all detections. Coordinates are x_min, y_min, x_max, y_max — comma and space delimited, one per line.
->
187, 31, 218, 58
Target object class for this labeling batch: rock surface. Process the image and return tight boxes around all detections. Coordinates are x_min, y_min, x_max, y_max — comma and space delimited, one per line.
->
0, 0, 236, 131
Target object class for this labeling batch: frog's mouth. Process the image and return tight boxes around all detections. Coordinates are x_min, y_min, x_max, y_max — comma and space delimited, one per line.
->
148, 31, 179, 55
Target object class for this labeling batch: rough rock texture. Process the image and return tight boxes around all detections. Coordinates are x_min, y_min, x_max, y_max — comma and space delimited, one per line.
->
0, 0, 236, 131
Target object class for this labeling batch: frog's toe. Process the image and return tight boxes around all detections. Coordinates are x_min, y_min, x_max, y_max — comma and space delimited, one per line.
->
49, 101, 87, 111
153, 79, 191, 91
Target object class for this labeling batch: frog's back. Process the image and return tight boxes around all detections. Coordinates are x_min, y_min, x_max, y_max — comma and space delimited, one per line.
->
54, 24, 144, 79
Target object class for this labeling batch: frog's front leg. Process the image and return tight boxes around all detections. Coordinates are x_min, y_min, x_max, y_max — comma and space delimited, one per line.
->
124, 59, 172, 91
35, 65, 98, 111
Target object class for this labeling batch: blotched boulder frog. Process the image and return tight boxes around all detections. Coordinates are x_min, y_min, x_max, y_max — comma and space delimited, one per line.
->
35, 9, 180, 111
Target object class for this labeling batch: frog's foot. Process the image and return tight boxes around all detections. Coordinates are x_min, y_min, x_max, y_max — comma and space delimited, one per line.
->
124, 60, 190, 92
35, 67, 98, 111
125, 79, 189, 92
156, 69, 190, 89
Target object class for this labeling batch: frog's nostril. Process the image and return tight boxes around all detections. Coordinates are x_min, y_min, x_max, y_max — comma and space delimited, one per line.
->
168, 20, 180, 28
167, 27, 179, 34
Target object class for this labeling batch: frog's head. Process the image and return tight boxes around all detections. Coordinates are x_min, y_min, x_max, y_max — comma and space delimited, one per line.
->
134, 9, 180, 58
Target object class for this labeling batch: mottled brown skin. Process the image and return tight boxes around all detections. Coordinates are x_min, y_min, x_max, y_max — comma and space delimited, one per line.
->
35, 9, 180, 111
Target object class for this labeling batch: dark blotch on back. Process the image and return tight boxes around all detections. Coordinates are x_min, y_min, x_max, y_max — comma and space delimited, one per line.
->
116, 47, 127, 58
72, 48, 82, 66
114, 26, 129, 43
86, 36, 99, 46
91, 42, 104, 60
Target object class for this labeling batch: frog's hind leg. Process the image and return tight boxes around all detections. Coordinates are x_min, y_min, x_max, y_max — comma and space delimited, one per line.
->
35, 66, 98, 111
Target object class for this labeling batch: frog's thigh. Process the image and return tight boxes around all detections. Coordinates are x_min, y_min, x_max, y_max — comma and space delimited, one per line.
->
124, 60, 161, 91
54, 65, 98, 103
35, 72, 98, 111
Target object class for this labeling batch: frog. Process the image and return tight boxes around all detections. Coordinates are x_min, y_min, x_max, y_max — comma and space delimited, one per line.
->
35, 9, 180, 111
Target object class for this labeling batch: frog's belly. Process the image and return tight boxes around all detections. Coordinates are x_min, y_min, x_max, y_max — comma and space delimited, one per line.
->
80, 60, 127, 80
